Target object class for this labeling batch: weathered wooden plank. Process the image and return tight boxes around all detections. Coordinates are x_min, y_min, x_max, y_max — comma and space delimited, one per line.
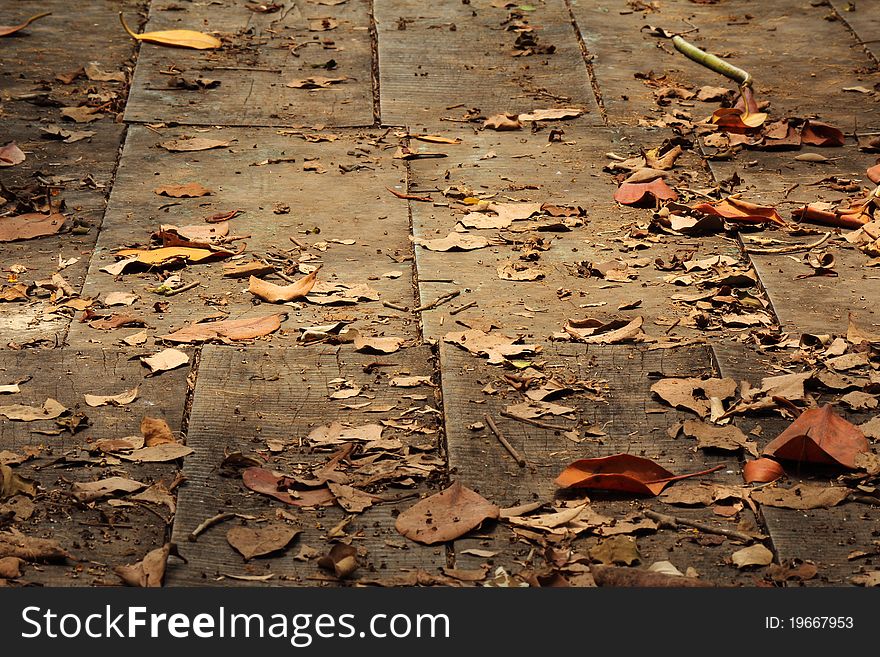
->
166, 345, 446, 586
0, 347, 190, 586
832, 1, 880, 63
712, 341, 880, 586
375, 0, 602, 130
124, 0, 374, 127
441, 341, 760, 585
66, 125, 417, 348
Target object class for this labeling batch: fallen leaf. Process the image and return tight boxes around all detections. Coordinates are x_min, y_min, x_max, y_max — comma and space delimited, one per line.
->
411, 134, 462, 144
140, 348, 189, 374
85, 62, 126, 82
690, 197, 786, 227
113, 246, 227, 268
0, 465, 36, 500
61, 106, 101, 123
353, 335, 404, 354
119, 13, 221, 49
141, 416, 175, 446
40, 125, 95, 143
87, 313, 145, 330
483, 113, 522, 131
800, 120, 845, 147
0, 11, 51, 37
614, 179, 678, 206
0, 556, 23, 579
159, 137, 230, 152
742, 458, 784, 484
227, 523, 300, 561
0, 398, 66, 422
130, 483, 176, 514
497, 261, 545, 281
248, 270, 317, 303
0, 213, 65, 242
84, 386, 139, 408
565, 316, 645, 344
72, 477, 146, 502
413, 232, 489, 252
286, 76, 348, 89
851, 572, 880, 587
395, 481, 499, 545
114, 544, 174, 587
103, 291, 138, 306
0, 531, 69, 561
154, 183, 212, 198
121, 444, 193, 463
390, 376, 433, 388
732, 544, 773, 569
589, 536, 640, 566
242, 467, 335, 507
159, 313, 286, 343
762, 404, 869, 469
751, 484, 849, 510
317, 544, 358, 578
327, 482, 379, 513
556, 454, 723, 496
306, 422, 383, 446
0, 142, 25, 167
443, 329, 536, 365
518, 108, 584, 121
94, 436, 144, 453
683, 419, 758, 456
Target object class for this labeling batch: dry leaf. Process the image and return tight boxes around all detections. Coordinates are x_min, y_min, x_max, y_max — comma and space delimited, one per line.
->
306, 422, 383, 446
94, 436, 144, 453
61, 106, 101, 123
690, 197, 786, 227
72, 477, 146, 502
248, 270, 317, 303
0, 531, 69, 561
762, 404, 869, 469
390, 376, 432, 388
141, 348, 189, 374
0, 398, 66, 422
286, 76, 348, 89
751, 484, 849, 510
566, 316, 645, 344
518, 108, 584, 121
114, 246, 227, 268
84, 386, 139, 408
742, 458, 784, 484
114, 544, 173, 587
318, 544, 359, 578
120, 13, 221, 49
159, 313, 286, 343
683, 419, 758, 456
121, 444, 193, 463
226, 523, 300, 561
497, 261, 545, 281
443, 329, 536, 364
589, 536, 640, 566
0, 465, 36, 500
413, 232, 489, 252
732, 544, 773, 569
85, 62, 126, 82
395, 481, 499, 545
0, 142, 25, 167
0, 11, 51, 37
141, 416, 175, 446
242, 467, 335, 507
327, 482, 379, 513
0, 556, 23, 579
556, 454, 722, 496
159, 137, 230, 152
104, 291, 138, 306
154, 183, 212, 198
614, 179, 677, 206
353, 335, 404, 354
0, 213, 65, 242
483, 113, 522, 131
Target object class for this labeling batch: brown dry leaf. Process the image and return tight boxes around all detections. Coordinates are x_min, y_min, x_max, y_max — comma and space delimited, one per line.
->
690, 197, 787, 227
742, 458, 785, 484
505, 401, 575, 420
411, 135, 462, 145
732, 544, 773, 569
121, 444, 193, 463
0, 531, 70, 561
327, 482, 379, 513
763, 404, 869, 469
242, 467, 335, 507
318, 544, 359, 578
483, 113, 522, 131
395, 481, 499, 545
94, 436, 144, 453
847, 313, 880, 346
0, 464, 36, 500
114, 246, 226, 268
84, 386, 138, 408
589, 536, 640, 566
227, 523, 300, 561
286, 76, 348, 89
0, 213, 65, 242
566, 316, 645, 344
159, 313, 286, 343
130, 483, 176, 514
104, 291, 138, 306
72, 477, 147, 503
0, 398, 66, 422
0, 142, 25, 167
40, 125, 95, 143
497, 261, 545, 281
556, 453, 723, 496
800, 120, 845, 147
614, 179, 677, 206
0, 556, 24, 579
249, 270, 317, 303
120, 13, 221, 49
518, 107, 584, 121
84, 62, 125, 82
390, 376, 432, 388
413, 232, 489, 252
87, 313, 145, 330
751, 484, 849, 510
442, 329, 536, 365
650, 377, 735, 417
307, 422, 383, 446
141, 348, 190, 374
159, 137, 230, 152
114, 544, 173, 588
61, 106, 101, 123
140, 416, 175, 447
0, 11, 51, 37
353, 334, 405, 354
683, 419, 758, 456
154, 183, 212, 198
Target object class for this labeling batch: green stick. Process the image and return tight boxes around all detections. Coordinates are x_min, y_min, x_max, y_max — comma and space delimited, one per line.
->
672, 35, 753, 87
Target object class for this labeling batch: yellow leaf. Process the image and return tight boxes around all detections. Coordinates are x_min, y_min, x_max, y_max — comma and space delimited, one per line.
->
115, 246, 221, 266
119, 13, 221, 50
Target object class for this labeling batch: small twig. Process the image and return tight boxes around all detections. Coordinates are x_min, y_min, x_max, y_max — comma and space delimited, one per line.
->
188, 512, 238, 541
484, 414, 526, 467
499, 410, 573, 432
382, 300, 409, 312
449, 300, 476, 316
413, 289, 461, 313
643, 509, 761, 543
160, 281, 200, 297
744, 232, 832, 255
202, 66, 282, 73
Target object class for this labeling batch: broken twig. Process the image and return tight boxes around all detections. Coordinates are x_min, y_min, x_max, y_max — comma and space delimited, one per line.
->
484, 414, 526, 467
643, 509, 761, 544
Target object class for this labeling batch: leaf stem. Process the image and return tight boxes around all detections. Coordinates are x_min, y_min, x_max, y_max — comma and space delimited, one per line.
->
672, 35, 752, 87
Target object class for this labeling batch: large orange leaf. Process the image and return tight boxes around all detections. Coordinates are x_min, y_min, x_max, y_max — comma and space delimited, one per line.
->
159, 313, 286, 343
614, 179, 677, 206
709, 87, 766, 133
762, 404, 869, 469
555, 453, 723, 496
119, 13, 220, 50
690, 197, 786, 227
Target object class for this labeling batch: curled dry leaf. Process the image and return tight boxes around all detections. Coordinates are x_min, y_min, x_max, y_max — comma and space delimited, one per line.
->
0, 464, 36, 500
159, 137, 231, 152
141, 416, 175, 447
226, 523, 300, 561
565, 316, 645, 344
353, 335, 405, 354
327, 482, 379, 513
84, 386, 139, 408
154, 183, 212, 198
114, 246, 228, 268
762, 404, 869, 469
318, 544, 359, 578
0, 142, 25, 167
443, 328, 536, 365
395, 481, 500, 545
248, 270, 317, 303
0, 531, 70, 561
0, 556, 24, 579
742, 458, 784, 484
614, 179, 677, 206
483, 113, 522, 131
690, 197, 786, 227
0, 213, 65, 242
0, 11, 51, 37
731, 544, 774, 569
72, 477, 147, 503
159, 313, 286, 343
120, 13, 221, 50
413, 232, 489, 252
114, 544, 175, 587
555, 453, 724, 496
141, 348, 190, 374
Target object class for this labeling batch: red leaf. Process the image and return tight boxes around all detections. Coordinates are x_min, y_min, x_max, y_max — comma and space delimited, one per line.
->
742, 458, 785, 484
555, 453, 723, 496
800, 120, 845, 147
762, 404, 869, 469
867, 163, 880, 184
614, 179, 677, 207
242, 467, 335, 507
691, 197, 787, 227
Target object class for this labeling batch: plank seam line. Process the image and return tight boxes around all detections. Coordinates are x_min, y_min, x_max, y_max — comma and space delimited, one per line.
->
562, 0, 608, 126
829, 1, 880, 67
369, 0, 382, 127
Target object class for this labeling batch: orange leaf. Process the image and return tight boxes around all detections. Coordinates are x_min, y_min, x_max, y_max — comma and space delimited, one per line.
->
742, 458, 784, 484
762, 404, 869, 469
691, 197, 787, 227
0, 12, 51, 37
555, 453, 724, 496
614, 179, 677, 206
248, 270, 318, 303
800, 120, 845, 147
395, 481, 499, 544
159, 313, 286, 343
867, 163, 880, 185
154, 183, 212, 198
0, 213, 65, 242
115, 246, 229, 267
242, 467, 334, 507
